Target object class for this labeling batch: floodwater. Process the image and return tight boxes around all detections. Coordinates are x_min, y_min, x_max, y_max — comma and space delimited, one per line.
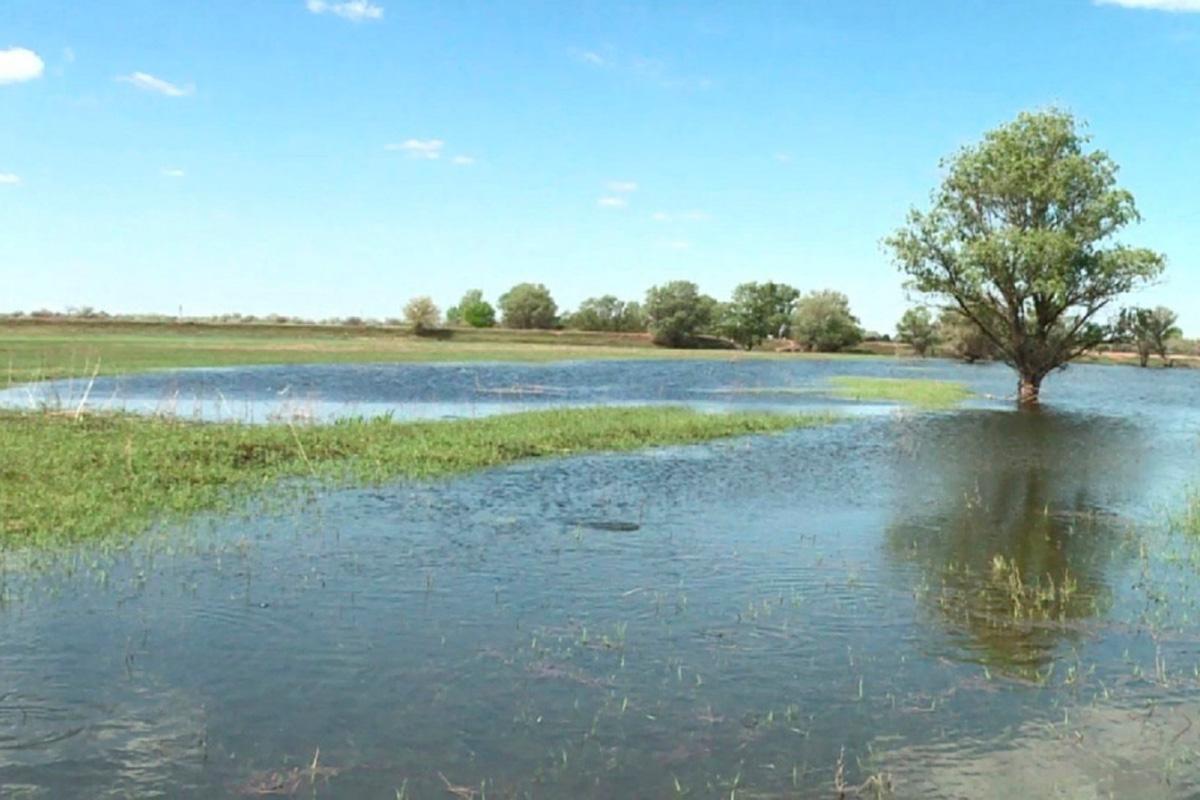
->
3, 359, 1200, 798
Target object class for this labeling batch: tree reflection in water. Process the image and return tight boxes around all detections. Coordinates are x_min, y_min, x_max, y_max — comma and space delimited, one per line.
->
885, 410, 1147, 677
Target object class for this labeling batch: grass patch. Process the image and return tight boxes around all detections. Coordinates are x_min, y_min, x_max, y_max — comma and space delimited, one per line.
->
828, 376, 971, 409
0, 406, 832, 546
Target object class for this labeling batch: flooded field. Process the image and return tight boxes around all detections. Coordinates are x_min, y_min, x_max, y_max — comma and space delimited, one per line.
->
3, 359, 1200, 798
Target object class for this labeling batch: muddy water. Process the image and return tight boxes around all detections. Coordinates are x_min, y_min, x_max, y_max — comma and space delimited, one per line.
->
2, 359, 1200, 798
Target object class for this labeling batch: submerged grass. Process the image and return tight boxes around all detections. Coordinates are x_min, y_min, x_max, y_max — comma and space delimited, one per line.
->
0, 406, 832, 546
828, 376, 972, 409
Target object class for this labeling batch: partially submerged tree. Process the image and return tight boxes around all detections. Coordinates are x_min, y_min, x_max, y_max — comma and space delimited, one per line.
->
887, 109, 1164, 405
645, 280, 716, 347
403, 296, 441, 334
445, 289, 496, 328
1120, 306, 1181, 367
719, 281, 800, 350
895, 307, 938, 357
790, 290, 863, 352
498, 283, 557, 329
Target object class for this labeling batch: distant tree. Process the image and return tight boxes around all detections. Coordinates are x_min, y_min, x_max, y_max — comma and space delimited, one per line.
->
895, 307, 938, 357
886, 109, 1165, 405
790, 290, 863, 352
1120, 306, 1181, 367
645, 281, 717, 347
936, 308, 998, 363
718, 281, 800, 350
403, 296, 441, 334
566, 295, 648, 332
445, 289, 496, 328
498, 283, 557, 329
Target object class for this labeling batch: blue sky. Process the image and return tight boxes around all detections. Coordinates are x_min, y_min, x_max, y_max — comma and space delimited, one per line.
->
2, 0, 1197, 333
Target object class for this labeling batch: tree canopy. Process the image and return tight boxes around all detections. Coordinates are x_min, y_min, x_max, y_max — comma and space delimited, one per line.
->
403, 296, 440, 334
887, 109, 1165, 404
719, 281, 799, 350
498, 283, 558, 329
566, 295, 647, 332
446, 289, 496, 328
791, 290, 863, 352
644, 281, 717, 347
895, 307, 938, 357
1120, 306, 1180, 367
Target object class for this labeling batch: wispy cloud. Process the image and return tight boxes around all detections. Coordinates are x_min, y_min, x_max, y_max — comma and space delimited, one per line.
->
607, 180, 638, 193
451, 155, 476, 166
774, 153, 794, 164
306, 0, 384, 21
0, 47, 44, 85
0, 173, 21, 186
118, 72, 193, 97
597, 196, 628, 209
161, 168, 186, 178
651, 210, 710, 223
1095, 0, 1200, 10
661, 239, 692, 251
385, 139, 445, 159
570, 46, 712, 90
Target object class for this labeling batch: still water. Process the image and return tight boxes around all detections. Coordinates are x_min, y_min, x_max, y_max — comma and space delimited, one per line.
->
3, 359, 1200, 798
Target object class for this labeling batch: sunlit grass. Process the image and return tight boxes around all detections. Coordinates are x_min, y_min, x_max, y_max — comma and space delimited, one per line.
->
828, 376, 972, 409
0, 406, 834, 546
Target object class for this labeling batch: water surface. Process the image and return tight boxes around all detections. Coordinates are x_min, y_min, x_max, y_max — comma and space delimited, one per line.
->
3, 358, 1200, 798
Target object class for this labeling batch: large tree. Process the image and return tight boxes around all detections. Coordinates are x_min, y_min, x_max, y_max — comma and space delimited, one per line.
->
1120, 306, 1181, 367
497, 283, 558, 329
887, 109, 1164, 405
644, 281, 716, 347
403, 295, 441, 334
719, 281, 800, 350
790, 290, 863, 352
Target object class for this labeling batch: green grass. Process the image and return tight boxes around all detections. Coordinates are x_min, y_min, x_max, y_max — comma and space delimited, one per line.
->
828, 376, 972, 409
0, 319, 893, 383
0, 406, 833, 546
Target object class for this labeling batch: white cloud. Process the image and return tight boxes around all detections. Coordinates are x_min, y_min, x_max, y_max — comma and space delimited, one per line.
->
607, 180, 638, 193
451, 155, 475, 166
569, 48, 607, 66
63, 47, 76, 64
307, 0, 384, 21
0, 47, 44, 84
1095, 0, 1200, 9
161, 168, 186, 178
597, 196, 627, 208
774, 152, 794, 163
385, 139, 445, 159
117, 72, 193, 97
661, 239, 692, 251
0, 173, 21, 185
651, 210, 710, 223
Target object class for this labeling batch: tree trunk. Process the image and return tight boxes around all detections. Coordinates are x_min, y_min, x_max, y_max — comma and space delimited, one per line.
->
1017, 374, 1042, 407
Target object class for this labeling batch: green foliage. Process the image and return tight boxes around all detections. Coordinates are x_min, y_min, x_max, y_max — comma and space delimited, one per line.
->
718, 281, 800, 350
498, 283, 558, 329
828, 376, 971, 409
936, 308, 998, 363
403, 296, 441, 333
895, 307, 938, 356
565, 295, 648, 332
886, 109, 1165, 402
790, 290, 863, 352
446, 289, 497, 328
644, 281, 718, 347
1119, 306, 1181, 367
0, 407, 831, 545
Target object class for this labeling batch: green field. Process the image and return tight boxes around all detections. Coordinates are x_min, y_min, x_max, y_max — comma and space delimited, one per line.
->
0, 406, 833, 546
0, 318, 900, 384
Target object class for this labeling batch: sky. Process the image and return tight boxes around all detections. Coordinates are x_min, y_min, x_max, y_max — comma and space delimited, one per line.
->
2, 0, 1198, 333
